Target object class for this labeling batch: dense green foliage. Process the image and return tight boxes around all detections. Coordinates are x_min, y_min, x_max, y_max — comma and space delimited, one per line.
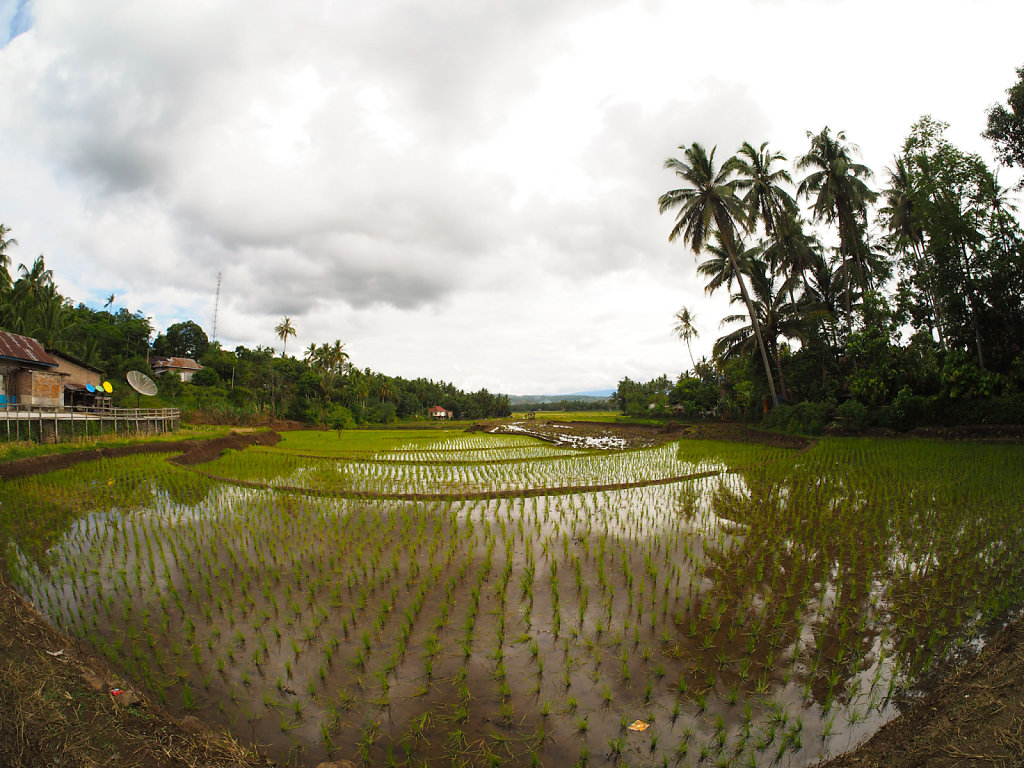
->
984, 65, 1024, 185
629, 86, 1024, 431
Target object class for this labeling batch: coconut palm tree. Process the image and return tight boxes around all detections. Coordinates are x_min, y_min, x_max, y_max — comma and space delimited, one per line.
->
796, 127, 879, 322
313, 340, 350, 392
880, 158, 946, 345
14, 254, 54, 307
762, 210, 821, 306
732, 141, 796, 237
673, 306, 699, 371
376, 375, 395, 404
0, 224, 16, 295
275, 316, 297, 358
34, 295, 68, 348
714, 256, 812, 401
659, 143, 779, 404
695, 231, 755, 297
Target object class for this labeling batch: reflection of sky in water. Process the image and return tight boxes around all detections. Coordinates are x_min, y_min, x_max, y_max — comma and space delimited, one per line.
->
279, 443, 726, 495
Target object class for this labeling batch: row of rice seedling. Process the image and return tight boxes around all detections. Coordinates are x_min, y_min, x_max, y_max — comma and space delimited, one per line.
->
3, 430, 1022, 767
206, 440, 726, 497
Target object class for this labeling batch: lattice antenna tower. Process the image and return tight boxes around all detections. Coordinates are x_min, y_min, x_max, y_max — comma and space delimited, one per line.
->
212, 272, 222, 344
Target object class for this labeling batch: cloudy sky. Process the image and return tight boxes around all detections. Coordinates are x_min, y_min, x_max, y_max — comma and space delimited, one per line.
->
0, 0, 1021, 394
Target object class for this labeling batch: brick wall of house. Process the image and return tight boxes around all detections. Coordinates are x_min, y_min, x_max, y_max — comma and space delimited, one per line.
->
13, 370, 63, 407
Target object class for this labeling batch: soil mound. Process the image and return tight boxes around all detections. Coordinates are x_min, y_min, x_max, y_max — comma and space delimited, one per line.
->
169, 430, 280, 466
821, 613, 1024, 767
0, 575, 264, 767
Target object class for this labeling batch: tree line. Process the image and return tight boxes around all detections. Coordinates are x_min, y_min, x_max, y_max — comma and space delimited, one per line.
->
619, 67, 1024, 429
0, 243, 511, 425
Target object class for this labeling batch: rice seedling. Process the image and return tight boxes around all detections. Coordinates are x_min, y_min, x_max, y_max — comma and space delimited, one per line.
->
5, 432, 1023, 768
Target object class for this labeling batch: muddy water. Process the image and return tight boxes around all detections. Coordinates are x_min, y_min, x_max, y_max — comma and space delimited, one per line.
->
10, 449, 1018, 768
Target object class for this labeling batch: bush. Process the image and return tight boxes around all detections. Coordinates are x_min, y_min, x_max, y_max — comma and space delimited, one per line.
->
328, 405, 356, 431
834, 400, 870, 433
921, 393, 1024, 426
190, 367, 221, 387
762, 400, 835, 435
890, 386, 927, 430
227, 386, 254, 409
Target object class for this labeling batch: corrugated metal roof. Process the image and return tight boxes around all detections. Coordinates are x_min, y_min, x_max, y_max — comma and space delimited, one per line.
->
0, 332, 59, 367
151, 356, 203, 370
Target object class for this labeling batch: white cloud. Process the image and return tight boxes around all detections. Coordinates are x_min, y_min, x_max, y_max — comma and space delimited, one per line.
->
0, 0, 1021, 393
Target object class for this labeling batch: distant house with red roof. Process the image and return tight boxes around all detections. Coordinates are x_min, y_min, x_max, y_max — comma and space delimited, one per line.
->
151, 356, 203, 383
428, 405, 451, 419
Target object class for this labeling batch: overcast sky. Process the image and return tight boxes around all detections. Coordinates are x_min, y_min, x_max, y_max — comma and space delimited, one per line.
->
1, 0, 1021, 394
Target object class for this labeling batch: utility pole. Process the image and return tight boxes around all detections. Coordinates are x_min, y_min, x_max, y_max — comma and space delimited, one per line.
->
212, 272, 222, 345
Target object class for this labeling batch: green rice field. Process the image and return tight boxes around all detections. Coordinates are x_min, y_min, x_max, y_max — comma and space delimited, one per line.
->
3, 428, 1023, 767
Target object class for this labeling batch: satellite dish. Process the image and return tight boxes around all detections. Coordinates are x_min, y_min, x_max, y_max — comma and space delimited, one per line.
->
102, 381, 113, 394
86, 384, 96, 393
126, 371, 157, 396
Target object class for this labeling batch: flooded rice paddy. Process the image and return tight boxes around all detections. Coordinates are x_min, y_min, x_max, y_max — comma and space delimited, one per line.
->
4, 430, 1024, 767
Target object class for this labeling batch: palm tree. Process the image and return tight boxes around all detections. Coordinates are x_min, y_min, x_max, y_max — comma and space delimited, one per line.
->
714, 256, 811, 401
762, 210, 821, 306
695, 231, 756, 296
979, 171, 1019, 255
803, 248, 843, 352
35, 296, 68, 348
880, 158, 946, 345
796, 127, 879, 322
14, 254, 54, 307
275, 316, 297, 358
104, 293, 116, 309
312, 340, 350, 392
659, 143, 779, 404
376, 376, 395, 403
732, 141, 795, 237
673, 306, 699, 371
0, 224, 17, 295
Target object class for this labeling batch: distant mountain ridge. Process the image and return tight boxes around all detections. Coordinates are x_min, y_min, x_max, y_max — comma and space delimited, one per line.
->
509, 389, 614, 405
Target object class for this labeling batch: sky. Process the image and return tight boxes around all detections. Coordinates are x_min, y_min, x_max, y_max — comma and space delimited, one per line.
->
0, 0, 1021, 395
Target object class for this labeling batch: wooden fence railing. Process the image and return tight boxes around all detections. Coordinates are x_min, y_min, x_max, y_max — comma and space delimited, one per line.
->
0, 404, 181, 443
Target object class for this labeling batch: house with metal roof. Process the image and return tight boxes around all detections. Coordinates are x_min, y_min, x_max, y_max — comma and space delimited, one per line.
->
47, 349, 105, 406
0, 331, 62, 407
150, 356, 203, 383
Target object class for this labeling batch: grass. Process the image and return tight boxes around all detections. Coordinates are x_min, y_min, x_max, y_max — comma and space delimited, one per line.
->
0, 424, 238, 464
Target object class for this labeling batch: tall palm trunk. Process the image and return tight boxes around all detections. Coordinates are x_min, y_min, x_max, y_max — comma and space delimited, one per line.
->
716, 212, 779, 405
958, 242, 986, 370
910, 241, 946, 348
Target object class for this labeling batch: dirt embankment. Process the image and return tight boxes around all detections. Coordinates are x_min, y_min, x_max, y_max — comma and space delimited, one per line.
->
0, 573, 266, 768
820, 615, 1024, 768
